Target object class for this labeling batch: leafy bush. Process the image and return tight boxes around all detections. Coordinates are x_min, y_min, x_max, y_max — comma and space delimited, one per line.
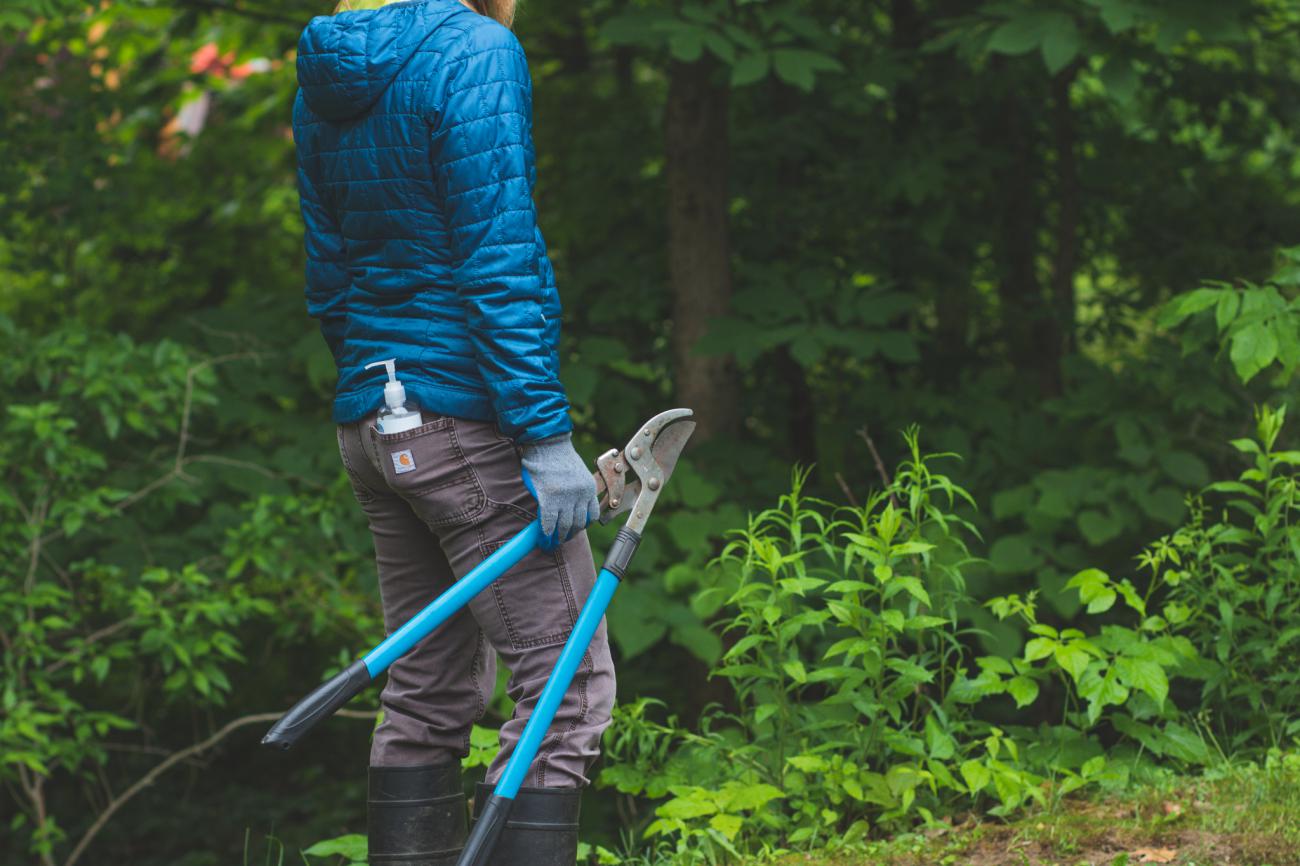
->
596, 415, 1300, 863
1101, 404, 1300, 753
0, 317, 379, 865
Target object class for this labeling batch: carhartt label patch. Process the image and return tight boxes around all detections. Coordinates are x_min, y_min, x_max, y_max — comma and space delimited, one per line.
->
391, 449, 416, 474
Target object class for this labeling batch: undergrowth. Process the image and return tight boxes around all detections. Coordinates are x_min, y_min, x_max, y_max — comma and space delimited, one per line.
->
588, 408, 1300, 865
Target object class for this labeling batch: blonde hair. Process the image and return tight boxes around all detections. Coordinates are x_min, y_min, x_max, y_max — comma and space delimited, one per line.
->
474, 0, 516, 27
332, 0, 516, 27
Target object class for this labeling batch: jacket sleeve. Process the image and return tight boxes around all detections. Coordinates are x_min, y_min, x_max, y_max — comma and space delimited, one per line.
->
527, 132, 563, 378
293, 94, 349, 359
536, 226, 562, 378
431, 24, 572, 443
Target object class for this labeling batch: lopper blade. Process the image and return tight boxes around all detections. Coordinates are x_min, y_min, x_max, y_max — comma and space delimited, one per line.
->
647, 416, 695, 488
593, 409, 696, 525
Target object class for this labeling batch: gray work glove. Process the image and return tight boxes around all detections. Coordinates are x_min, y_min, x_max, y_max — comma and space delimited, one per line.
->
520, 433, 600, 547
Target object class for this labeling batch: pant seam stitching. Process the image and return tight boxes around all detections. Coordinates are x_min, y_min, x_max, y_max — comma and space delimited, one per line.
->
533, 545, 588, 785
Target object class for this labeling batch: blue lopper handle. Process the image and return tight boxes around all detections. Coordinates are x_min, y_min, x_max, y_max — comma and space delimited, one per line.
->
457, 528, 642, 866
261, 520, 544, 750
363, 521, 544, 675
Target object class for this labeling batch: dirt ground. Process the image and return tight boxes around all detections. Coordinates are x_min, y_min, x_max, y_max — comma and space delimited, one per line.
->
780, 785, 1300, 866
898, 824, 1295, 866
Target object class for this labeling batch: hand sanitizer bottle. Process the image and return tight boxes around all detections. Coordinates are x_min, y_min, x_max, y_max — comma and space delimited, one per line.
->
364, 358, 424, 434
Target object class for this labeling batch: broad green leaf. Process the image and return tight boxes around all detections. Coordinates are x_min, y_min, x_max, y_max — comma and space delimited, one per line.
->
772, 48, 815, 91
669, 32, 705, 63
886, 657, 935, 684
1054, 643, 1093, 682
978, 655, 1015, 675
721, 782, 784, 810
1024, 637, 1056, 663
1229, 323, 1278, 384
1091, 0, 1143, 33
1116, 656, 1168, 706
1158, 450, 1210, 488
658, 793, 718, 819
1100, 56, 1139, 105
960, 759, 991, 793
1067, 569, 1117, 613
987, 16, 1047, 55
1040, 19, 1081, 74
1159, 722, 1211, 763
787, 754, 827, 772
925, 713, 956, 760
304, 835, 368, 861
1079, 666, 1129, 723
887, 576, 931, 607
709, 813, 744, 840
1215, 291, 1241, 332
1078, 510, 1123, 546
882, 609, 905, 632
1007, 676, 1040, 708
731, 52, 770, 87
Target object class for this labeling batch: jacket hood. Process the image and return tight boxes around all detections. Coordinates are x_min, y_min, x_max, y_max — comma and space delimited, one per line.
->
296, 0, 454, 122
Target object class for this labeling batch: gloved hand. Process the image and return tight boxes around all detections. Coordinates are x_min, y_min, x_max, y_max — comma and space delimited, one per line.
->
520, 433, 599, 547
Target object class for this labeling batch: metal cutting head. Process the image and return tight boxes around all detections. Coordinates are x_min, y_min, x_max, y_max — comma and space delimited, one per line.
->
594, 408, 696, 533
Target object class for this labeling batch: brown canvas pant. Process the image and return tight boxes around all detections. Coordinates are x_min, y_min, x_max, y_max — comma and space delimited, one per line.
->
335, 408, 615, 787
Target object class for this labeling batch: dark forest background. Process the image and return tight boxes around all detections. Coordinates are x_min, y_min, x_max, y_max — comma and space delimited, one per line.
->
4, 1, 1300, 864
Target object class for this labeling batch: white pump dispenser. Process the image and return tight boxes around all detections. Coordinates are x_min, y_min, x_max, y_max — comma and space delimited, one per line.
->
364, 358, 424, 434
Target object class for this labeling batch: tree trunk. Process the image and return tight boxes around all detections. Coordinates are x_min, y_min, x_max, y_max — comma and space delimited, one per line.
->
993, 80, 1055, 394
887, 0, 922, 302
1049, 65, 1081, 368
665, 57, 736, 442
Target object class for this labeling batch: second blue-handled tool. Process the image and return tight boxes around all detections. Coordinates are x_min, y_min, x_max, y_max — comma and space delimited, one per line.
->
458, 407, 696, 866
261, 520, 545, 750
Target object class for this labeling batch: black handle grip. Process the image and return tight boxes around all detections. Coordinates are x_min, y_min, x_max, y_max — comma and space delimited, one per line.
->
457, 794, 512, 866
261, 659, 371, 751
602, 527, 641, 578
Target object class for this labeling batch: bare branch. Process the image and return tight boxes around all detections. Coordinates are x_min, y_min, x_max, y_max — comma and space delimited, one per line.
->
181, 454, 327, 490
25, 492, 50, 595
857, 426, 900, 509
63, 708, 378, 866
17, 766, 56, 866
833, 472, 859, 508
44, 617, 139, 676
35, 352, 271, 548
176, 352, 261, 471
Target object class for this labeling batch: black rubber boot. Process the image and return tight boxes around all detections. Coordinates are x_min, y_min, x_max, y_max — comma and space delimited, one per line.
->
471, 782, 581, 866
368, 764, 467, 866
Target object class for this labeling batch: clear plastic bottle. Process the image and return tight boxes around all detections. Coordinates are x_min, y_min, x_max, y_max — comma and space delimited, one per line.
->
363, 358, 424, 434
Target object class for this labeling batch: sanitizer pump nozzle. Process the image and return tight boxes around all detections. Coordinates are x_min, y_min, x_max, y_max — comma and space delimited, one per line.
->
364, 358, 424, 434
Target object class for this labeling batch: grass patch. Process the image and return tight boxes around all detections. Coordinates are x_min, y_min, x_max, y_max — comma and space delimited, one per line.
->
775, 759, 1300, 866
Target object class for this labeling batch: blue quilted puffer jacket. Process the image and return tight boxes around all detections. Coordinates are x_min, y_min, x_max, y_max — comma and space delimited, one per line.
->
293, 0, 570, 443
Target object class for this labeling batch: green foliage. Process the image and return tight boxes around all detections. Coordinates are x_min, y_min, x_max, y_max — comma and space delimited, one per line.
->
302, 833, 367, 866
938, 0, 1253, 75
0, 320, 257, 859
596, 415, 1300, 861
601, 0, 842, 91
6, 0, 1300, 862
1136, 404, 1300, 750
1161, 248, 1300, 384
598, 436, 1010, 860
0, 315, 382, 864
